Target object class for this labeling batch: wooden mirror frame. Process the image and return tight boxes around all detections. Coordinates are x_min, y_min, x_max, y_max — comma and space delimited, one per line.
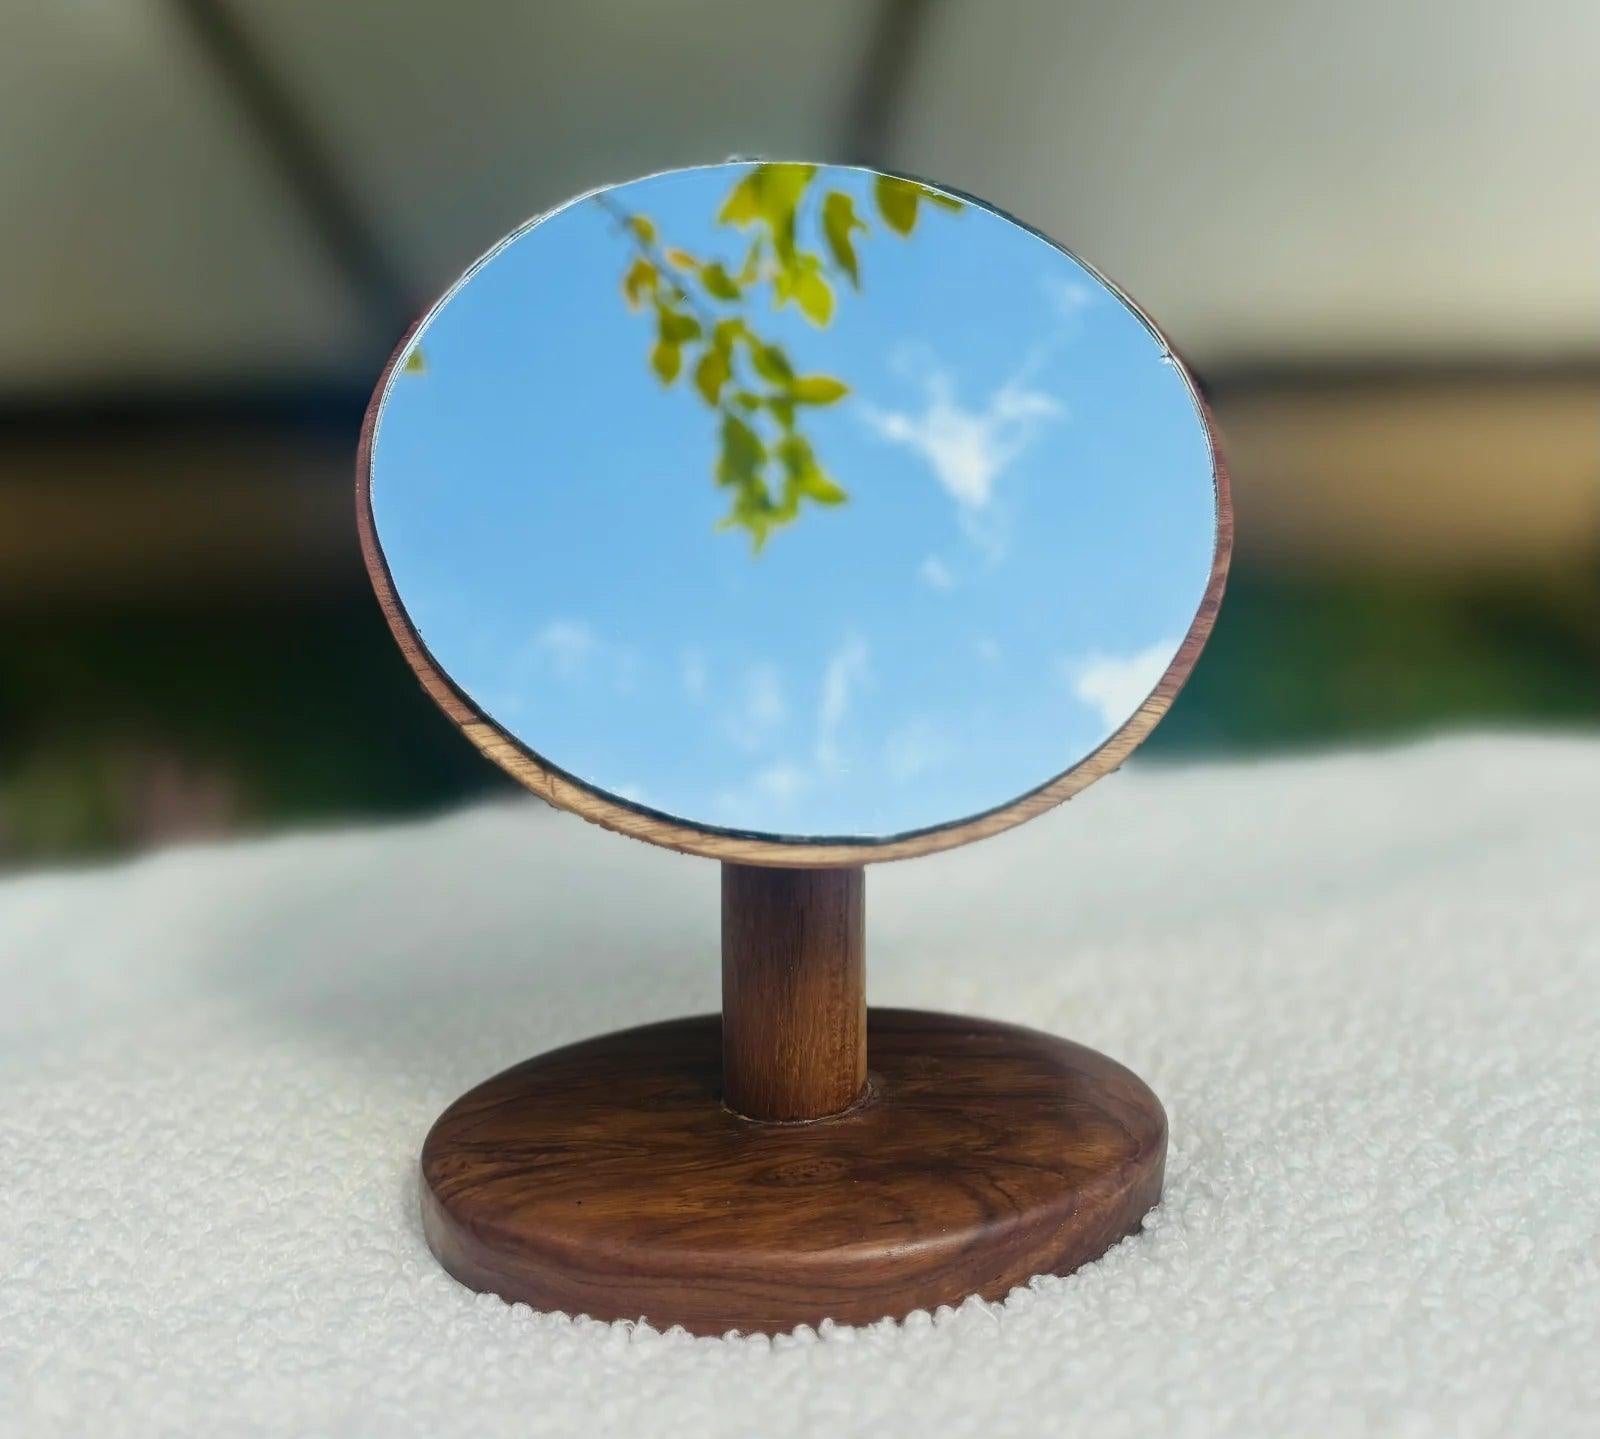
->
355, 168, 1232, 867
356, 166, 1231, 1335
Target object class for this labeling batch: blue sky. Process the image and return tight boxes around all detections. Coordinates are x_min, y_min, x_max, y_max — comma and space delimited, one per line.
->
371, 163, 1216, 840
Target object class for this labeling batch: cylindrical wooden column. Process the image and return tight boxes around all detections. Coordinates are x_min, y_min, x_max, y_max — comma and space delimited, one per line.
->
721, 863, 866, 1122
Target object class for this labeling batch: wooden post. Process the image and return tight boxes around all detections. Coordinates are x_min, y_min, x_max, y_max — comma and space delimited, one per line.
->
721, 863, 866, 1122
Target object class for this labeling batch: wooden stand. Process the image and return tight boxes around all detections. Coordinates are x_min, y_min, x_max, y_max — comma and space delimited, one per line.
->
722, 864, 865, 1121
420, 864, 1166, 1335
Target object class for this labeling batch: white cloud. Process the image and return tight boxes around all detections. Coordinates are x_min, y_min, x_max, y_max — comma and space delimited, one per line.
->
712, 760, 808, 822
919, 555, 954, 590
745, 665, 785, 726
713, 638, 870, 822
752, 764, 807, 804
816, 636, 869, 769
725, 662, 787, 750
884, 719, 950, 783
1045, 274, 1097, 322
1065, 638, 1179, 729
611, 650, 640, 696
861, 370, 1059, 512
534, 618, 597, 678
530, 618, 637, 693
680, 649, 708, 702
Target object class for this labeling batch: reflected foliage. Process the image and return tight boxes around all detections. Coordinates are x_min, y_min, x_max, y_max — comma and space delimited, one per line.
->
606, 166, 961, 548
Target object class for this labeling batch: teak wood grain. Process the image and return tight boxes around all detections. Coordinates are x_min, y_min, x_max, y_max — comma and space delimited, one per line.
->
722, 863, 866, 1121
420, 1008, 1166, 1336
354, 166, 1232, 868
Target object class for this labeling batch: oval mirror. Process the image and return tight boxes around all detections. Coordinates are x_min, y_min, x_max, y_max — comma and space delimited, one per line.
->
360, 162, 1228, 862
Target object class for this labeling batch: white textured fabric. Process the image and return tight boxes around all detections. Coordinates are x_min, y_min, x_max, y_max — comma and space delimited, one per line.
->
2, 735, 1597, 1438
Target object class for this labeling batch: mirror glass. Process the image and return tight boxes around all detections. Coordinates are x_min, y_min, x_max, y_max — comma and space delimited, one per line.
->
368, 162, 1218, 842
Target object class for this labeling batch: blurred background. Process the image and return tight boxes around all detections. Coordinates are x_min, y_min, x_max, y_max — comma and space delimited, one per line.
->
3, 0, 1597, 866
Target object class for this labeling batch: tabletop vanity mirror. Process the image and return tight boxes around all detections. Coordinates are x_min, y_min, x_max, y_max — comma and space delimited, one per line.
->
357, 160, 1230, 1336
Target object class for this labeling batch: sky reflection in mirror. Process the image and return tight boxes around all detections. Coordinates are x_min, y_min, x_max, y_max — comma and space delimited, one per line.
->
371, 163, 1217, 841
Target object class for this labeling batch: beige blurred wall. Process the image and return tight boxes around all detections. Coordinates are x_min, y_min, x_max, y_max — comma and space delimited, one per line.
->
887, 0, 1600, 366
1216, 377, 1600, 573
10, 1, 1600, 380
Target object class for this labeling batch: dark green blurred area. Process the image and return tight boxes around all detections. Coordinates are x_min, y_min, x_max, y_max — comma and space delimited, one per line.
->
4, 564, 1596, 864
0, 589, 496, 860
1161, 567, 1600, 749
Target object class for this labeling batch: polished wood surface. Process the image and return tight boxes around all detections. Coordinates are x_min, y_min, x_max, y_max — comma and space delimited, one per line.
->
420, 1008, 1166, 1335
722, 863, 865, 1121
354, 193, 1232, 868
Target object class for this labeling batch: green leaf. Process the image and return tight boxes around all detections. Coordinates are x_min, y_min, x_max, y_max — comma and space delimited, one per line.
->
777, 434, 848, 508
799, 465, 847, 504
772, 252, 834, 325
665, 247, 698, 270
657, 308, 701, 344
651, 339, 681, 383
628, 214, 657, 245
694, 345, 730, 406
622, 257, 657, 308
874, 175, 962, 235
717, 412, 765, 490
821, 191, 865, 287
750, 344, 794, 385
402, 347, 426, 374
719, 164, 816, 265
758, 163, 815, 208
792, 265, 834, 325
737, 237, 762, 284
730, 507, 774, 548
756, 164, 815, 255
717, 171, 763, 226
732, 389, 763, 410
699, 262, 741, 300
874, 175, 920, 235
777, 433, 811, 478
789, 374, 849, 405
767, 395, 795, 430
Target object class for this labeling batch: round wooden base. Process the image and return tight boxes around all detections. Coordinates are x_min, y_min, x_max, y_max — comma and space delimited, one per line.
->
420, 1009, 1166, 1336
